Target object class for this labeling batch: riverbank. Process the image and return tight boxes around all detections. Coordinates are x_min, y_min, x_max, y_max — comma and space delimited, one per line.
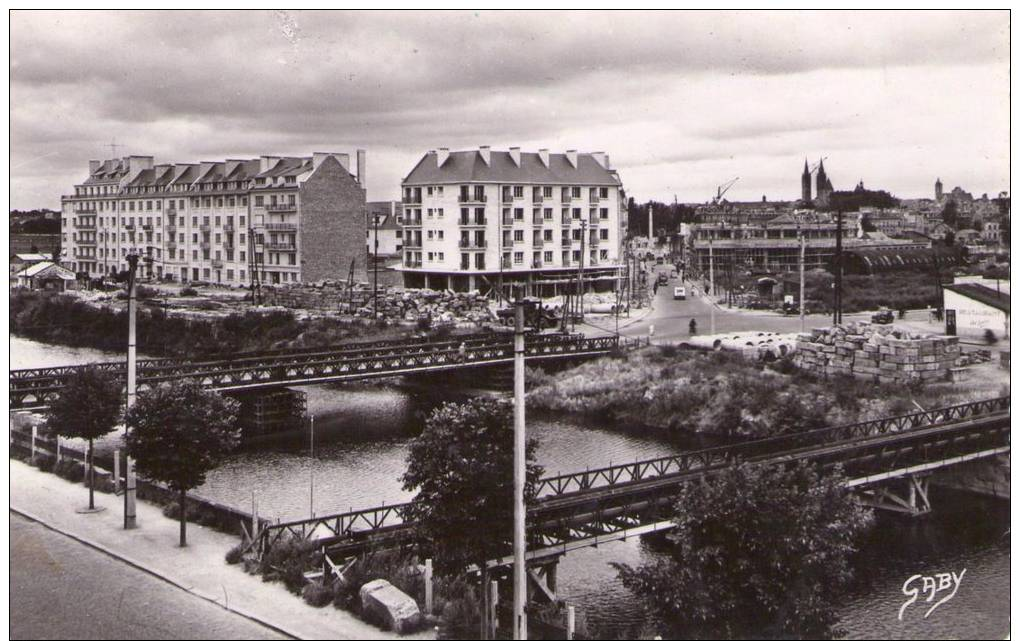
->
9, 289, 477, 359
526, 345, 1004, 438
9, 458, 433, 640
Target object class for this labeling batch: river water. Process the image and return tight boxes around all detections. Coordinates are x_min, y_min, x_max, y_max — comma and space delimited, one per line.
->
9, 336, 1010, 639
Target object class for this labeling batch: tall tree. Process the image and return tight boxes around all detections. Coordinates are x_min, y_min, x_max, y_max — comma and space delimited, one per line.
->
401, 397, 544, 576
44, 366, 123, 511
614, 462, 873, 639
124, 381, 241, 546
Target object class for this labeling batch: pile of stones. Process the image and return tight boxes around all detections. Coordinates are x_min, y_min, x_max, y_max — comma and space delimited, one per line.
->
793, 322, 961, 384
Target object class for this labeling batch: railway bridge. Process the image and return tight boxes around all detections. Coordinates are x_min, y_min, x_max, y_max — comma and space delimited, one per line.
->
8, 332, 622, 411
248, 396, 1009, 595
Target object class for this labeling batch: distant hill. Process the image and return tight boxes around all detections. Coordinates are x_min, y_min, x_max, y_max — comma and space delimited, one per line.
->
10, 209, 60, 234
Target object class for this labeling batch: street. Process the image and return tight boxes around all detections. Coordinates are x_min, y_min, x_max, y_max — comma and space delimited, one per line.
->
10, 513, 288, 640
581, 272, 948, 344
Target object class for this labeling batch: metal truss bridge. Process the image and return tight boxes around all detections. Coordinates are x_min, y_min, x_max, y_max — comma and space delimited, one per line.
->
249, 396, 1010, 568
8, 332, 621, 410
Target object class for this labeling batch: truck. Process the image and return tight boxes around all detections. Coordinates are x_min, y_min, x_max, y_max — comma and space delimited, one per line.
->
673, 286, 686, 300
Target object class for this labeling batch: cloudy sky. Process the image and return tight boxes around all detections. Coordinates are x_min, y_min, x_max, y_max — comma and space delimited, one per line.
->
9, 10, 1010, 209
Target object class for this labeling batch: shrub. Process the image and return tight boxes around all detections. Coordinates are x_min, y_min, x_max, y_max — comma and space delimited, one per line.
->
302, 581, 334, 608
225, 542, 246, 565
436, 576, 483, 640
984, 329, 999, 345
180, 287, 198, 297
259, 536, 319, 595
331, 549, 423, 615
53, 459, 85, 483
34, 454, 56, 473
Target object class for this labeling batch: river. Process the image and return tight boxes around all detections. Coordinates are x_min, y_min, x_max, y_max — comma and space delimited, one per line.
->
9, 336, 1010, 639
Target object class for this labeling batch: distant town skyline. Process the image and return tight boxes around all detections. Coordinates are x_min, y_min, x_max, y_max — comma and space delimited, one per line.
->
10, 10, 1010, 209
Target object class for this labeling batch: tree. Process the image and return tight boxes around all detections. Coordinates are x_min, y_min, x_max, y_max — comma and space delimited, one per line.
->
401, 398, 544, 576
124, 381, 241, 546
44, 367, 123, 511
614, 462, 873, 639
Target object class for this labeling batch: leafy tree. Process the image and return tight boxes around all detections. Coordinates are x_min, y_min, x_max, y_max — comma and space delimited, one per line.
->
124, 381, 241, 546
401, 398, 544, 576
44, 366, 123, 511
614, 462, 873, 639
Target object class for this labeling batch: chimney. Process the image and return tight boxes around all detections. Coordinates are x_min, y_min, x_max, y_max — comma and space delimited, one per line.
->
89, 160, 101, 174
260, 155, 280, 173
591, 152, 607, 169
509, 146, 521, 167
565, 149, 578, 168
538, 149, 549, 167
128, 155, 154, 173
437, 147, 450, 166
479, 145, 491, 166
356, 149, 366, 186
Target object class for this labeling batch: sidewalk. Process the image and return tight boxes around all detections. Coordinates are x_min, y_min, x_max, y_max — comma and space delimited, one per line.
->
10, 459, 433, 640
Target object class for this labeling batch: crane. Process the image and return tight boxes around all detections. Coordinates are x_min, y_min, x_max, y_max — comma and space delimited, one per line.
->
712, 177, 739, 204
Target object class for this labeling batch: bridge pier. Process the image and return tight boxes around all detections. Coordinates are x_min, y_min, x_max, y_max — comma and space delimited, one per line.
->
230, 388, 307, 439
859, 474, 932, 517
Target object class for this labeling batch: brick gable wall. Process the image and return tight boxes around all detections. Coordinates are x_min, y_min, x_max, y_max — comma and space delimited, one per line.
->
298, 156, 367, 282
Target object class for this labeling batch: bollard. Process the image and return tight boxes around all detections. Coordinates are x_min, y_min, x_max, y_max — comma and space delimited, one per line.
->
566, 604, 576, 640
488, 580, 499, 640
113, 449, 120, 494
424, 559, 434, 616
124, 456, 137, 529
30, 424, 37, 464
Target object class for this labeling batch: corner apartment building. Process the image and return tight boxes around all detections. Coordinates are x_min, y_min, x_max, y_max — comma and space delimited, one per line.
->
399, 146, 626, 297
61, 151, 367, 285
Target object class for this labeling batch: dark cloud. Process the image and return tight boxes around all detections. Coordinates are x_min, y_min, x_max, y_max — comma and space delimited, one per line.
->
9, 10, 1010, 207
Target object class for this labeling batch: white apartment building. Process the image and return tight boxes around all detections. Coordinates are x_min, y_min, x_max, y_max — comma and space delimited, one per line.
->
399, 146, 627, 296
61, 151, 367, 286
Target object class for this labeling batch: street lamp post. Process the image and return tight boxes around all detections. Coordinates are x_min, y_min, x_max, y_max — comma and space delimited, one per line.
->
373, 213, 380, 320
512, 288, 527, 640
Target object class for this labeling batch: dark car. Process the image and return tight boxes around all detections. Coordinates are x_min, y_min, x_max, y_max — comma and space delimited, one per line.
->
871, 308, 894, 324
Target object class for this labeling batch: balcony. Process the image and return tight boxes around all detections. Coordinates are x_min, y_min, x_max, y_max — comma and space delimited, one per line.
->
167, 242, 177, 250
77, 237, 97, 246
531, 260, 543, 269
561, 216, 572, 225
458, 239, 487, 249
404, 258, 422, 268
532, 214, 545, 225
458, 194, 487, 204
561, 239, 572, 247
502, 215, 515, 226
142, 224, 153, 231
402, 195, 422, 205
224, 224, 235, 233
265, 223, 296, 231
212, 260, 224, 269
123, 224, 135, 230
588, 216, 600, 226
166, 225, 177, 235
459, 216, 487, 226
533, 237, 545, 247
404, 217, 422, 227
199, 224, 211, 233
531, 195, 544, 204
266, 203, 297, 213
200, 242, 211, 250
266, 243, 297, 252
404, 239, 422, 249
76, 222, 97, 230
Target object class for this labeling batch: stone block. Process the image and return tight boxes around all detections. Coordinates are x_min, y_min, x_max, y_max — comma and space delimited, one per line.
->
360, 579, 423, 634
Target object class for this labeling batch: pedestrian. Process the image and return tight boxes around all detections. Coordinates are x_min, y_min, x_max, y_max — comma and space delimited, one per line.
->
689, 318, 697, 335
457, 341, 467, 362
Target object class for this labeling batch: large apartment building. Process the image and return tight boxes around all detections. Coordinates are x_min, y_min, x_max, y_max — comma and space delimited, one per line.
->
61, 151, 367, 285
399, 146, 627, 296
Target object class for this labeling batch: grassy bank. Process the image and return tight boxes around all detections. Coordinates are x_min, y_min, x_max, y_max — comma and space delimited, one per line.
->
794, 270, 948, 314
527, 346, 997, 439
10, 289, 460, 359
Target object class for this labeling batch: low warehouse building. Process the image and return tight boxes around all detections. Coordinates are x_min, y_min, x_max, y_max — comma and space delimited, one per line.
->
942, 279, 1010, 339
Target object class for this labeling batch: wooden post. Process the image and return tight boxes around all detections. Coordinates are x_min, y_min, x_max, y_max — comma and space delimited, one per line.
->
424, 559, 434, 616
566, 605, 576, 640
489, 579, 499, 640
124, 456, 137, 529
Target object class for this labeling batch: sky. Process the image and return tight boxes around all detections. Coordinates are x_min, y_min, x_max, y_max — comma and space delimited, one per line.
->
9, 9, 1011, 210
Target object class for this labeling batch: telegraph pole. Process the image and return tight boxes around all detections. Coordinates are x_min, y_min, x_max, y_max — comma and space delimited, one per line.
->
124, 253, 139, 529
512, 287, 527, 641
833, 211, 843, 325
708, 238, 716, 335
309, 415, 315, 518
799, 231, 806, 332
373, 214, 380, 320
576, 220, 587, 326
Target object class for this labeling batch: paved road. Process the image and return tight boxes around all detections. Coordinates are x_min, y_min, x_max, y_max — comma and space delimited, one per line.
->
10, 512, 288, 640
581, 272, 944, 344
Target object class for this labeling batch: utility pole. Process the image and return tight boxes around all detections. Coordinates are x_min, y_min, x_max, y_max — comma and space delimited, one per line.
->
512, 287, 527, 641
647, 204, 653, 244
373, 214, 380, 320
799, 231, 806, 333
124, 253, 139, 529
833, 211, 843, 325
309, 415, 315, 518
708, 238, 716, 335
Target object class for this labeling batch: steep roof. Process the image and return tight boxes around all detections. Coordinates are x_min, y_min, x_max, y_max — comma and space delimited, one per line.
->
17, 261, 75, 279
943, 283, 1010, 314
403, 150, 621, 186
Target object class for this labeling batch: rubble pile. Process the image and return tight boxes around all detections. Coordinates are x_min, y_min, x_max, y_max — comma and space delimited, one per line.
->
262, 282, 496, 324
793, 322, 960, 384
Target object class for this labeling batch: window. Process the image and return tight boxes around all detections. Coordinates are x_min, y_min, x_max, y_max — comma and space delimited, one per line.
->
600, 187, 609, 199
437, 230, 444, 240
600, 207, 609, 219
427, 230, 434, 240
513, 251, 523, 264
427, 186, 434, 196
437, 252, 444, 261
437, 186, 444, 196
600, 228, 609, 240
543, 186, 553, 198
437, 208, 444, 218
544, 229, 553, 241
513, 186, 524, 198
544, 208, 553, 220
427, 252, 434, 261
544, 251, 553, 262
600, 249, 608, 261
255, 196, 264, 206
513, 229, 524, 243
572, 187, 581, 198
427, 208, 434, 218
514, 208, 524, 221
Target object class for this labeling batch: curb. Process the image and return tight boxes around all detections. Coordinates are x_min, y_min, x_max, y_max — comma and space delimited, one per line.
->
11, 506, 303, 640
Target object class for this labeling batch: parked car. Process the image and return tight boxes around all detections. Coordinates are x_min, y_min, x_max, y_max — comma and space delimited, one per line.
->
871, 307, 895, 324
673, 286, 686, 300
657, 272, 669, 286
